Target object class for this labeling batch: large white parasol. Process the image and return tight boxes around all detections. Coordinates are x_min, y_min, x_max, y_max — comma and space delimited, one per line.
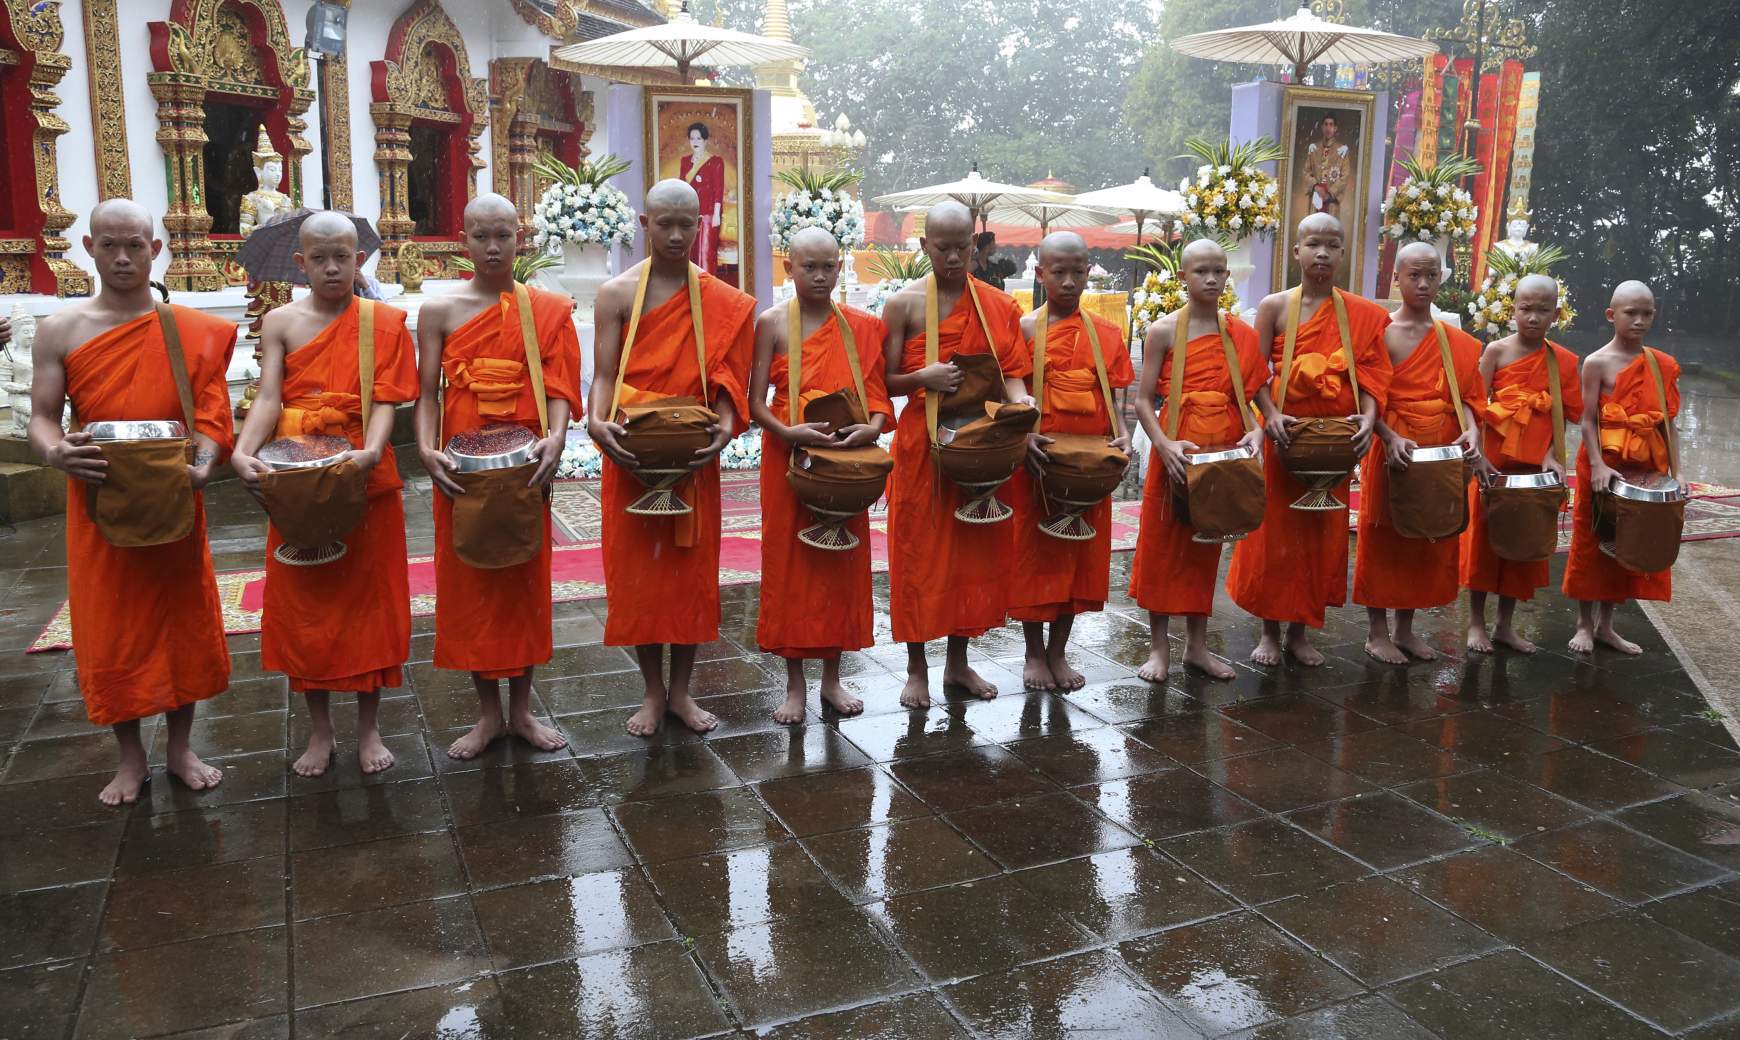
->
873, 165, 1071, 225
551, 1, 809, 82
987, 201, 1122, 237
1171, 6, 1437, 84
1074, 174, 1188, 245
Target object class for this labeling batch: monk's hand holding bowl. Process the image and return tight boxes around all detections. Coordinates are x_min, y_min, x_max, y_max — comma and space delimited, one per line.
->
781, 420, 835, 449
1157, 436, 1197, 486
527, 433, 563, 487
50, 430, 107, 485
688, 419, 728, 471
1349, 413, 1376, 457
1109, 433, 1133, 470
585, 416, 638, 471
419, 443, 467, 496
835, 423, 880, 449
230, 449, 271, 502
1237, 426, 1264, 459
188, 442, 221, 490
1586, 457, 1618, 494
1024, 431, 1055, 479
340, 446, 381, 476
1543, 453, 1567, 486
915, 362, 963, 393
1264, 410, 1294, 448
1382, 430, 1418, 471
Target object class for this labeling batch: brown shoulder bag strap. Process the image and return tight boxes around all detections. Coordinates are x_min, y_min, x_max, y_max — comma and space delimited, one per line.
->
357, 299, 377, 424
1641, 347, 1679, 477
1433, 320, 1469, 436
154, 303, 197, 431
512, 283, 549, 437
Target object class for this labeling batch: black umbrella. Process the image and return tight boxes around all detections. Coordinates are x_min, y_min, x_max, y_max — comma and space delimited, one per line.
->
233, 208, 383, 285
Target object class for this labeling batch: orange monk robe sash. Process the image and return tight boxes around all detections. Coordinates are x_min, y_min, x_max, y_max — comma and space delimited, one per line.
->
757, 305, 894, 658
432, 286, 581, 677
1008, 310, 1133, 622
63, 308, 236, 725
1563, 348, 1680, 604
601, 270, 756, 647
261, 302, 419, 691
1130, 318, 1267, 617
1458, 342, 1585, 600
887, 280, 1030, 643
1353, 322, 1485, 610
1225, 291, 1393, 628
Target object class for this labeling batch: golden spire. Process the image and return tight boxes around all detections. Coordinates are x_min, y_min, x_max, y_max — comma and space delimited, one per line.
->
763, 0, 791, 41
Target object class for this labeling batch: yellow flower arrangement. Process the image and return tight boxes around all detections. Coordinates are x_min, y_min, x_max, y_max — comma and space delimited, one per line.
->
1179, 138, 1284, 241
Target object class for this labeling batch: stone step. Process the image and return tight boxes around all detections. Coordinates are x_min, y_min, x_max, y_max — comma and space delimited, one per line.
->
0, 459, 64, 524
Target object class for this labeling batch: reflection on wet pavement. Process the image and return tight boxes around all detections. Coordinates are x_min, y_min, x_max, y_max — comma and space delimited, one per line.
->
2, 448, 1739, 1037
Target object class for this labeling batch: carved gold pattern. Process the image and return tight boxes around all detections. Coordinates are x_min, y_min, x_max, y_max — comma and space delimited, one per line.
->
2, 0, 90, 296
510, 0, 578, 37
149, 0, 314, 290
81, 0, 130, 201
492, 58, 595, 243
370, 0, 488, 285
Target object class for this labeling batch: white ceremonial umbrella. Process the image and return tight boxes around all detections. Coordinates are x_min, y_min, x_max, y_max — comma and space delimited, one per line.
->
552, 1, 808, 81
873, 164, 1071, 226
987, 201, 1122, 238
1170, 6, 1437, 84
1074, 174, 1187, 246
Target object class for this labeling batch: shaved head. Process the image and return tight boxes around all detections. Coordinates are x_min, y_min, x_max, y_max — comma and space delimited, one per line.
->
1037, 231, 1086, 264
299, 211, 358, 249
1180, 238, 1227, 266
464, 192, 518, 227
89, 198, 154, 239
788, 226, 840, 258
1610, 279, 1654, 308
1297, 212, 1342, 239
786, 227, 841, 302
1516, 273, 1559, 301
645, 178, 700, 215
925, 201, 974, 237
1394, 241, 1441, 269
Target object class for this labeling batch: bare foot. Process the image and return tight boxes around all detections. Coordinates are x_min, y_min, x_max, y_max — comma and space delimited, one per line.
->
1183, 646, 1237, 680
1467, 625, 1494, 654
667, 692, 719, 733
292, 733, 336, 778
942, 664, 999, 700
1022, 656, 1058, 691
1595, 624, 1643, 656
1285, 632, 1325, 667
1047, 655, 1086, 691
98, 762, 149, 807
448, 714, 505, 759
358, 732, 396, 775
1568, 625, 1596, 655
899, 672, 932, 709
165, 748, 223, 791
1364, 634, 1408, 665
1396, 633, 1439, 660
625, 696, 665, 738
1136, 650, 1169, 684
773, 684, 807, 725
1250, 633, 1283, 666
508, 712, 568, 751
819, 678, 864, 717
1492, 627, 1537, 654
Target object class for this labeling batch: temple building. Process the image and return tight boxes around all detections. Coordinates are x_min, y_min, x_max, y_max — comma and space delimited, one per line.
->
754, 0, 860, 180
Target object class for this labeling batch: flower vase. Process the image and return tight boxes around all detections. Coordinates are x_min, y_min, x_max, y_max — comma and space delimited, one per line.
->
1433, 234, 1455, 282
559, 242, 610, 323
1226, 236, 1257, 298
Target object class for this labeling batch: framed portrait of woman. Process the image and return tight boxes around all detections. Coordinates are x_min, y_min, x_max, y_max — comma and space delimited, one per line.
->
1274, 87, 1376, 291
645, 87, 755, 291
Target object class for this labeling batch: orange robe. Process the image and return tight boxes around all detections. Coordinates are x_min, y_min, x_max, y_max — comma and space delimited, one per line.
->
64, 308, 236, 726
1226, 290, 1394, 628
888, 282, 1031, 643
602, 272, 755, 646
1129, 318, 1266, 617
756, 305, 894, 658
1352, 324, 1486, 610
1008, 310, 1134, 621
260, 303, 418, 693
1458, 343, 1585, 600
433, 286, 581, 677
1562, 349, 1680, 603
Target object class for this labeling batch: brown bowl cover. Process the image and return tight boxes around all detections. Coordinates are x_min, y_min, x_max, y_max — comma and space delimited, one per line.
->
1482, 482, 1567, 562
1282, 417, 1361, 475
1594, 486, 1685, 574
1388, 456, 1471, 541
934, 401, 1039, 485
617, 396, 720, 469
788, 443, 892, 515
803, 389, 868, 434
1040, 434, 1127, 503
1176, 451, 1266, 539
938, 352, 1006, 420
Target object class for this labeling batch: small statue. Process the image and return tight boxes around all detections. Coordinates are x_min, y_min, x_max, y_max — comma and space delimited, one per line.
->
396, 242, 425, 294
1023, 251, 1039, 279
841, 248, 858, 285
3, 306, 42, 435
237, 129, 291, 237
1495, 196, 1539, 264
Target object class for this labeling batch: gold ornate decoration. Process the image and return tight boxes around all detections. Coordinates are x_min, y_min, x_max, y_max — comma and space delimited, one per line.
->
509, 0, 578, 37
81, 0, 130, 202
396, 242, 425, 293
1309, 0, 1349, 23
1, 0, 90, 296
370, 0, 489, 284
147, 0, 315, 291
1427, 0, 1536, 75
491, 58, 593, 242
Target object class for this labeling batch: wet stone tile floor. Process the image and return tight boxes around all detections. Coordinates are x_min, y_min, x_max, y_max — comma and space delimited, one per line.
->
4, 476, 1740, 1037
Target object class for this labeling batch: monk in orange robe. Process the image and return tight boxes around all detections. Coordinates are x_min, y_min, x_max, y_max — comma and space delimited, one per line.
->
749, 228, 893, 722
415, 194, 578, 759
1353, 241, 1487, 663
1009, 232, 1133, 691
231, 213, 417, 777
1563, 281, 1681, 655
1227, 213, 1393, 666
590, 180, 756, 736
1461, 274, 1585, 654
1130, 240, 1265, 684
27, 199, 232, 805
881, 201, 1033, 708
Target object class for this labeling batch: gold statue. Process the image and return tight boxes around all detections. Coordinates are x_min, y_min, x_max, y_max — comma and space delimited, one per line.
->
396, 242, 425, 293
237, 128, 291, 237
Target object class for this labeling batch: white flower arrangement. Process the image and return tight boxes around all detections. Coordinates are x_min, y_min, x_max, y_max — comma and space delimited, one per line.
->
555, 440, 604, 480
769, 169, 866, 252
1382, 155, 1481, 243
865, 278, 912, 317
1466, 245, 1576, 337
1180, 137, 1284, 242
530, 153, 637, 252
719, 427, 762, 470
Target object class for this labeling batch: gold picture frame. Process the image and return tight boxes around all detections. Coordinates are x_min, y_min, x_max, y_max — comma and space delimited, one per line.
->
644, 86, 755, 293
1274, 86, 1376, 292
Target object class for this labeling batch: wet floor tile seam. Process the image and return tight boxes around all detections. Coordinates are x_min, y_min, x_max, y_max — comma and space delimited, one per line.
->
1434, 940, 1695, 1039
